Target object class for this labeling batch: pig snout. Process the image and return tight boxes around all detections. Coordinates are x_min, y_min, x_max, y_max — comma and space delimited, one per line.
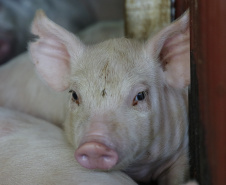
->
75, 141, 118, 170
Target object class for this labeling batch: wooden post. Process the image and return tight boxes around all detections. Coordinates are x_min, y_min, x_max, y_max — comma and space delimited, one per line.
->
190, 0, 226, 184
174, 0, 189, 18
124, 0, 170, 39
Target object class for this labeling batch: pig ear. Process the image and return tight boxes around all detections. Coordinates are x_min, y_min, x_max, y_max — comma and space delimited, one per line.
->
29, 10, 85, 91
145, 11, 190, 89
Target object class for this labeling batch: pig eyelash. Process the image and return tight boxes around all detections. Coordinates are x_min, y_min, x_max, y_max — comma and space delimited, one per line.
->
132, 91, 148, 106
69, 90, 80, 105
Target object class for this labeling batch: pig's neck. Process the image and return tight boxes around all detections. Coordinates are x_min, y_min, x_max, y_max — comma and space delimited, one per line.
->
124, 144, 188, 183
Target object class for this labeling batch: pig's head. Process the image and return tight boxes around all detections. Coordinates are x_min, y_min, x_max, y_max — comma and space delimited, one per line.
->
29, 10, 189, 172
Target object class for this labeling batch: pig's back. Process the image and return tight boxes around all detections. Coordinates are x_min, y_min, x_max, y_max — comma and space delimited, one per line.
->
0, 53, 66, 126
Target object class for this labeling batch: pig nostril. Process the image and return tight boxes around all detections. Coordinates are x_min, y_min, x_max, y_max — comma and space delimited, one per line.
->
81, 154, 88, 161
102, 155, 113, 161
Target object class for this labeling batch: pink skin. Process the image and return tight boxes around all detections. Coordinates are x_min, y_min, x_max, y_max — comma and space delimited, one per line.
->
75, 141, 118, 170
74, 117, 119, 170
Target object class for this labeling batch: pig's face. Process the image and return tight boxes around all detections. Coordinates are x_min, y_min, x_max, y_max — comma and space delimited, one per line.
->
64, 39, 160, 170
29, 10, 189, 172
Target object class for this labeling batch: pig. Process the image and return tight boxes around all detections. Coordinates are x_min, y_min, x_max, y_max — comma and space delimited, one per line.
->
0, 107, 137, 185
0, 10, 190, 185
28, 10, 190, 185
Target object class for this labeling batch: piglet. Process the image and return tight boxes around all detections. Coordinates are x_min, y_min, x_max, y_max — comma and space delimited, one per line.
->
0, 19, 123, 127
28, 10, 190, 185
0, 107, 137, 185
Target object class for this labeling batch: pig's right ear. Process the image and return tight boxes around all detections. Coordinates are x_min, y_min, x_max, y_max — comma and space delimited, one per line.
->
145, 11, 190, 89
29, 10, 85, 91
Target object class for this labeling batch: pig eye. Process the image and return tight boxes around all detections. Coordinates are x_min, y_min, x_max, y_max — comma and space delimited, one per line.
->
69, 90, 79, 105
133, 91, 147, 106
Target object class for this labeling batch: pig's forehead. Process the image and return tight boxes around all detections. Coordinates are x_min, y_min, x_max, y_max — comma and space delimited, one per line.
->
70, 38, 159, 93
72, 38, 156, 77
80, 38, 145, 69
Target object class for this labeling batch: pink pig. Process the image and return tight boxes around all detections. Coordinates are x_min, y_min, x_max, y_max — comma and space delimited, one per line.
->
27, 10, 190, 185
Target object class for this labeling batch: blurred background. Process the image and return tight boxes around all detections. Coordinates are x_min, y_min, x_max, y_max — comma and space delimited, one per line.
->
0, 0, 124, 65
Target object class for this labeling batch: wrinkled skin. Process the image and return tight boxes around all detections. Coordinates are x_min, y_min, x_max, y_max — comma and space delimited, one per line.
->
0, 10, 190, 185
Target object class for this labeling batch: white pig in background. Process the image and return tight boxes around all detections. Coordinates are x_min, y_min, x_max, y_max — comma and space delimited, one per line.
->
0, 107, 137, 185
0, 10, 190, 185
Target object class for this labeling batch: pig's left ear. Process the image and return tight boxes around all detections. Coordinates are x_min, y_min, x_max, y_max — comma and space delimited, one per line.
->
145, 11, 190, 89
29, 10, 85, 91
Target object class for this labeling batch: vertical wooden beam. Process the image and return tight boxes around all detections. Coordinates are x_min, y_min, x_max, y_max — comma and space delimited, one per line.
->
190, 0, 226, 184
124, 0, 170, 39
